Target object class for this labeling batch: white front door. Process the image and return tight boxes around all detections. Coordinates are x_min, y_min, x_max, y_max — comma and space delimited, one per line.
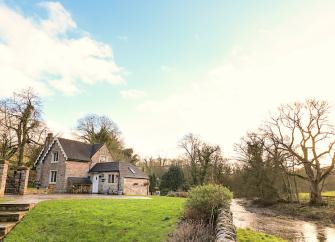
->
92, 175, 99, 193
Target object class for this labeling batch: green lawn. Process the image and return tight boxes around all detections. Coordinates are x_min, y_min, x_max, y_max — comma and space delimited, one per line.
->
5, 197, 185, 242
237, 229, 287, 242
5, 196, 288, 242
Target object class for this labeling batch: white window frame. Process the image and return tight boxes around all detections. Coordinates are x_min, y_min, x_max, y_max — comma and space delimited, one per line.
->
49, 170, 57, 184
99, 155, 107, 162
108, 174, 115, 183
51, 151, 59, 163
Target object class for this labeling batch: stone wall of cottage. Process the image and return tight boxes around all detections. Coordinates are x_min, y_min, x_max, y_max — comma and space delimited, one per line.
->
35, 162, 42, 184
123, 178, 148, 196
90, 145, 113, 169
65, 161, 90, 182
37, 142, 67, 192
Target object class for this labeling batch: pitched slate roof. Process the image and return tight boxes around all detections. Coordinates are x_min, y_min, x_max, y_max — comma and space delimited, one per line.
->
35, 138, 105, 165
58, 138, 104, 162
89, 161, 148, 179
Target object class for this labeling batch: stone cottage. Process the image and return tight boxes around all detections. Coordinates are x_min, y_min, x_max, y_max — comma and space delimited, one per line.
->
34, 133, 149, 195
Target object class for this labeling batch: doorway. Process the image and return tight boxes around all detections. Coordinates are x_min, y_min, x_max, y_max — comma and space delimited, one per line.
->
92, 174, 99, 193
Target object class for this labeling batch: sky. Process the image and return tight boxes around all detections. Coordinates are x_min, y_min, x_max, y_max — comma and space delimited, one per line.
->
1, 0, 335, 158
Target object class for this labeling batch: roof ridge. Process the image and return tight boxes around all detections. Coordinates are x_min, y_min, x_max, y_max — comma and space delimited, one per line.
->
58, 137, 102, 146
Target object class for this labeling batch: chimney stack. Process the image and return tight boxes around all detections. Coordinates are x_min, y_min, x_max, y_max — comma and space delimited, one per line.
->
45, 133, 53, 147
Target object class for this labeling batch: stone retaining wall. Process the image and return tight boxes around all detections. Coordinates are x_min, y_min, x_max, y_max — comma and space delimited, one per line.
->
215, 207, 237, 242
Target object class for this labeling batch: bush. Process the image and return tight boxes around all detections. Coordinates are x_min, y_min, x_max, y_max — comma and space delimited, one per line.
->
167, 220, 215, 242
160, 188, 170, 196
166, 191, 188, 198
185, 184, 233, 223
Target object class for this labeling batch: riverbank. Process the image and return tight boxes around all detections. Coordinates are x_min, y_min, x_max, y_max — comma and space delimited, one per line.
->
244, 199, 335, 225
232, 199, 335, 241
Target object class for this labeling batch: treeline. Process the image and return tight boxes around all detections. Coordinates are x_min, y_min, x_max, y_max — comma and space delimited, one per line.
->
143, 99, 335, 206
141, 133, 231, 195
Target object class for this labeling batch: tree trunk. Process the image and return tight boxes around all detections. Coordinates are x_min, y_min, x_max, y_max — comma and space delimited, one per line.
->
293, 175, 300, 203
18, 143, 25, 166
309, 181, 323, 205
191, 163, 198, 185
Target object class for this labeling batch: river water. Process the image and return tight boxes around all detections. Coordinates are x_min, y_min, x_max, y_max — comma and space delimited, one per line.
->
231, 199, 335, 242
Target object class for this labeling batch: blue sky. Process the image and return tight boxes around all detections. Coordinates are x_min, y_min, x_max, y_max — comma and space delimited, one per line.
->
1, 0, 335, 157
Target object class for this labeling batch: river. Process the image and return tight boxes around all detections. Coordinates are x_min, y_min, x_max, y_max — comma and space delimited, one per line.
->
231, 199, 335, 242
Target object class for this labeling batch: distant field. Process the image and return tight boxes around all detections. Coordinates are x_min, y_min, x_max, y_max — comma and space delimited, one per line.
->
299, 191, 335, 202
323, 191, 335, 196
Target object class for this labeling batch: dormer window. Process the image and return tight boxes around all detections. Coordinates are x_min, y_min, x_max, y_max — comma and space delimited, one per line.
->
51, 152, 59, 163
129, 167, 136, 174
99, 155, 106, 162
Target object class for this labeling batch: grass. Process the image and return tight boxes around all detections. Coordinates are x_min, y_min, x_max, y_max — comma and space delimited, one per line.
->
323, 191, 335, 196
5, 197, 185, 242
237, 229, 287, 242
299, 190, 335, 201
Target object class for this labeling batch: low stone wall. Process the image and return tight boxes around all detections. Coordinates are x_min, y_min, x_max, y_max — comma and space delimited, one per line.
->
215, 207, 237, 242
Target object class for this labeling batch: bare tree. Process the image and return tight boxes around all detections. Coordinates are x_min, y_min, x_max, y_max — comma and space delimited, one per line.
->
264, 99, 335, 205
179, 133, 222, 185
76, 114, 124, 151
0, 88, 45, 166
179, 134, 201, 185
77, 114, 121, 145
76, 114, 141, 163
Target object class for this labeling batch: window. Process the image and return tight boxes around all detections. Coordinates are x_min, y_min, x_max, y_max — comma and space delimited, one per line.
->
108, 174, 115, 183
128, 167, 136, 174
99, 155, 106, 162
49, 170, 57, 184
51, 152, 59, 163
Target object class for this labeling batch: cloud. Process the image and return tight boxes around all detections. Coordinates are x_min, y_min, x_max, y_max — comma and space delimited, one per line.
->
120, 89, 145, 99
0, 2, 123, 96
123, 1, 335, 157
38, 2, 77, 35
46, 119, 75, 139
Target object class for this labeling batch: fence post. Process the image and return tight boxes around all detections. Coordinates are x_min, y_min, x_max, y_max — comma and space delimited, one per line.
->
17, 166, 29, 195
